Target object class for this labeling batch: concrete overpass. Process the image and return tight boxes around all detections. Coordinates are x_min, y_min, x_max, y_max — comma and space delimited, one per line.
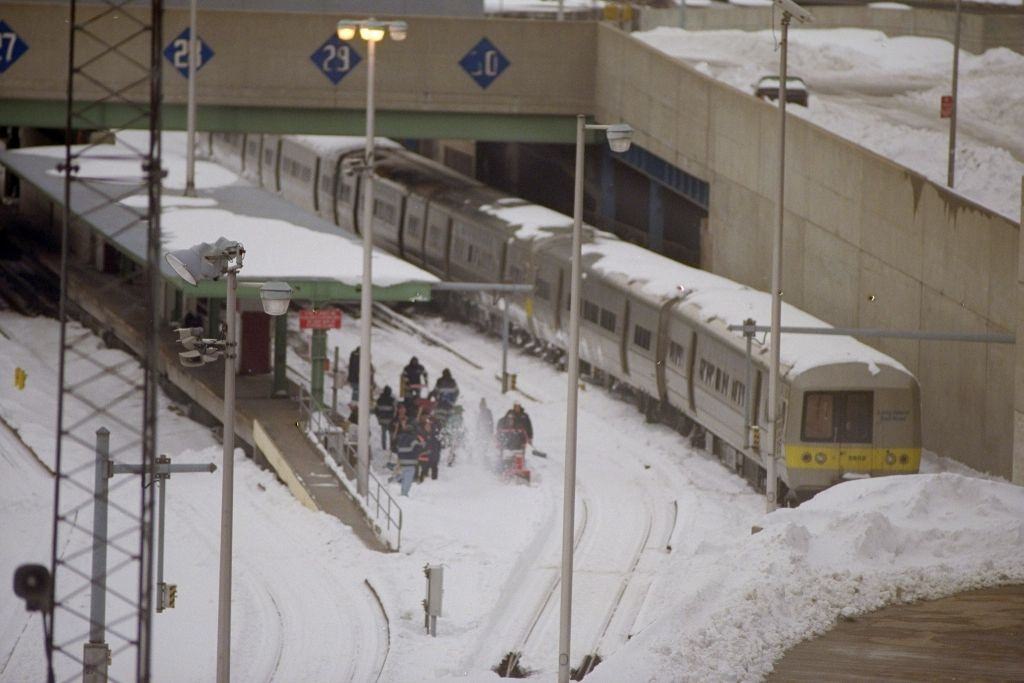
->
2, 3, 1021, 481
0, 4, 592, 142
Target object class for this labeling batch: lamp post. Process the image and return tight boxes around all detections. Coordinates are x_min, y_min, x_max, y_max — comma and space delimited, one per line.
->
947, 0, 962, 188
558, 115, 632, 683
184, 0, 198, 196
164, 238, 291, 683
335, 18, 407, 497
767, 0, 812, 513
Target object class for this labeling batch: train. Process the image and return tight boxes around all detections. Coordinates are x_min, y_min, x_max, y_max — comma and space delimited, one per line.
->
204, 131, 922, 502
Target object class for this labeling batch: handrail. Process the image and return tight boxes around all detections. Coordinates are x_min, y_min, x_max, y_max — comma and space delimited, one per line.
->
296, 384, 403, 551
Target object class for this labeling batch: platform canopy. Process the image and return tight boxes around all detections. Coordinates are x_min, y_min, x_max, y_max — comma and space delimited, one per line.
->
0, 133, 438, 303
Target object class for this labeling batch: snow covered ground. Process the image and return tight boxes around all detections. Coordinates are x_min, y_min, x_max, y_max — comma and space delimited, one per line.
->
636, 27, 1024, 221
4, 305, 1024, 682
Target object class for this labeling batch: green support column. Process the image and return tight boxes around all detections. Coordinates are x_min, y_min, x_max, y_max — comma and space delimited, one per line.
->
272, 313, 288, 397
206, 298, 220, 338
310, 328, 327, 407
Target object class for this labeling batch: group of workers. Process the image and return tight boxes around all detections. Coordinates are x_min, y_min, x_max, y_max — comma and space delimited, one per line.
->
345, 350, 535, 496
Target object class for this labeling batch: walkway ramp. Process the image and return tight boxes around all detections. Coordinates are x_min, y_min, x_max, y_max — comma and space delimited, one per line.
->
33, 244, 388, 552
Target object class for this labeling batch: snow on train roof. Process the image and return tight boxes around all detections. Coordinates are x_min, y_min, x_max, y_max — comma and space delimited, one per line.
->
286, 134, 401, 156
583, 235, 909, 378
478, 197, 574, 240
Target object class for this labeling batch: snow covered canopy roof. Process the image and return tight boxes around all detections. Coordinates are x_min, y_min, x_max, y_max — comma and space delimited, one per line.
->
0, 136, 438, 301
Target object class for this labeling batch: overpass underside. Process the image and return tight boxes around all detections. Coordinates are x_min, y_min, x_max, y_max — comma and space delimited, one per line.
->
1, 3, 1020, 481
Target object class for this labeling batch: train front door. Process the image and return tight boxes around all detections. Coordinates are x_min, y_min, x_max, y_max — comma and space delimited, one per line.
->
836, 391, 874, 476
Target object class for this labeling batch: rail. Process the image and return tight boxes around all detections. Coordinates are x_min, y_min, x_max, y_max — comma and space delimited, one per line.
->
297, 384, 403, 551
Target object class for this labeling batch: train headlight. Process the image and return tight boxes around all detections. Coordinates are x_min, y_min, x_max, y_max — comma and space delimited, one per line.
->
802, 452, 812, 463
885, 452, 896, 466
814, 452, 827, 465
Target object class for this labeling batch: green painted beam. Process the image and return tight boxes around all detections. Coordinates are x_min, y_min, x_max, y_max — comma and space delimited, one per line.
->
1, 99, 580, 144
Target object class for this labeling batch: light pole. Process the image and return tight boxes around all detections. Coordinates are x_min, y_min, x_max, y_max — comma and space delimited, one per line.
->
185, 0, 198, 196
947, 0, 962, 188
767, 0, 812, 513
558, 115, 632, 683
164, 238, 291, 683
335, 18, 407, 497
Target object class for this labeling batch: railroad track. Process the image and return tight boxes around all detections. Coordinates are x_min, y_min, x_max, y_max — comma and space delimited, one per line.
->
495, 498, 590, 678
0, 233, 60, 318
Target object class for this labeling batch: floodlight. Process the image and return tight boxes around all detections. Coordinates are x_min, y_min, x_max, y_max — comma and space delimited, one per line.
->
179, 350, 204, 367
605, 124, 634, 153
164, 238, 243, 286
360, 24, 386, 42
388, 21, 408, 41
259, 281, 293, 316
336, 22, 357, 40
774, 0, 813, 23
175, 326, 204, 341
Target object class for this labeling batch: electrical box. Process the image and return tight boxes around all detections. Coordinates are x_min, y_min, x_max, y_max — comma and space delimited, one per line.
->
423, 564, 443, 636
157, 582, 177, 612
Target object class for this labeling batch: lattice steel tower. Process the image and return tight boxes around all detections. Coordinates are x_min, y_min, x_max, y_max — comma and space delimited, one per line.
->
48, 0, 163, 679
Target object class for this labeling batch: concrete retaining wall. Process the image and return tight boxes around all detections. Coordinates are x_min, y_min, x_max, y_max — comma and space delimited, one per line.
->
596, 24, 1019, 478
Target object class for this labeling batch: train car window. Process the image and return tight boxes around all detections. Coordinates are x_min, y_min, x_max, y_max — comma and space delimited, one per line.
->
599, 309, 616, 332
466, 243, 475, 263
801, 391, 873, 443
802, 392, 835, 442
535, 278, 551, 301
839, 391, 873, 443
633, 325, 652, 350
407, 215, 422, 238
669, 340, 685, 366
339, 183, 352, 203
583, 300, 599, 324
730, 380, 745, 406
699, 359, 715, 384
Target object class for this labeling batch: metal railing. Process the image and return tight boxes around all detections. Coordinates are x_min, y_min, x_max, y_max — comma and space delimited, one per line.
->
296, 385, 403, 551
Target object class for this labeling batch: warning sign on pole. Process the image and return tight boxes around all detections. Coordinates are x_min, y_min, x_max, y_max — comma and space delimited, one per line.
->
300, 308, 342, 330
940, 95, 953, 119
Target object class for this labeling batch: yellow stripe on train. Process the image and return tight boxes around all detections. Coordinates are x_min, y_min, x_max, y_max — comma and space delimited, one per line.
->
784, 446, 920, 473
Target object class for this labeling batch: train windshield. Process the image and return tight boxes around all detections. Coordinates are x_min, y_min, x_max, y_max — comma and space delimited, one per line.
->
801, 391, 874, 443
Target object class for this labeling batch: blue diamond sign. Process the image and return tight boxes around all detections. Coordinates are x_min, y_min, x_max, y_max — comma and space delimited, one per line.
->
310, 35, 362, 86
0, 20, 30, 75
163, 28, 214, 78
459, 37, 510, 90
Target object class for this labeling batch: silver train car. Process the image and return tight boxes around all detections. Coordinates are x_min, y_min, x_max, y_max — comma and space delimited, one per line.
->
206, 133, 922, 501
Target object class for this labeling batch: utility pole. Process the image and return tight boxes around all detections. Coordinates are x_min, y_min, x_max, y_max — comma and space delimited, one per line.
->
946, 0, 962, 188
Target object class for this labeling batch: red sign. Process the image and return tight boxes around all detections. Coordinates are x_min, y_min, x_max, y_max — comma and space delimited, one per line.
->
300, 308, 342, 330
940, 95, 953, 119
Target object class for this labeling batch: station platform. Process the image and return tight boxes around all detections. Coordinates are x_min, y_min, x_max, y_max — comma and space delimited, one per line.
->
769, 584, 1024, 681
32, 242, 388, 552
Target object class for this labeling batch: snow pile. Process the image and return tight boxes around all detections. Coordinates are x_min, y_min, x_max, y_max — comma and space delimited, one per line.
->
592, 473, 1024, 682
635, 27, 1024, 221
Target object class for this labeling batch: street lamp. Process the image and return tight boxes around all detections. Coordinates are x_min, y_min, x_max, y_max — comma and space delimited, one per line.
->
164, 238, 291, 683
767, 0, 812, 514
335, 17, 406, 498
558, 115, 633, 683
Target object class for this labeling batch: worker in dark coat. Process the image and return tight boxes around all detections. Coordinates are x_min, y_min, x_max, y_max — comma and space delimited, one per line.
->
348, 346, 361, 401
431, 368, 460, 408
375, 386, 397, 450
495, 407, 526, 453
417, 416, 443, 482
402, 356, 428, 405
394, 422, 422, 496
